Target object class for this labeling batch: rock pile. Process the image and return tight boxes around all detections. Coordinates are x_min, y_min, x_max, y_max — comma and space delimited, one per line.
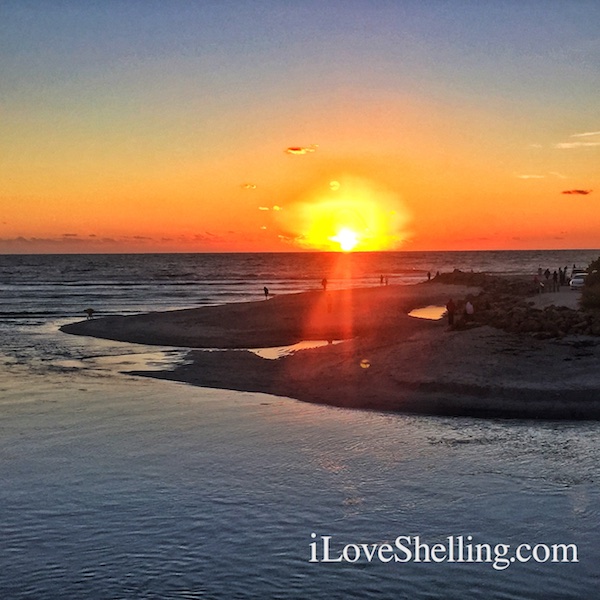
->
433, 269, 600, 338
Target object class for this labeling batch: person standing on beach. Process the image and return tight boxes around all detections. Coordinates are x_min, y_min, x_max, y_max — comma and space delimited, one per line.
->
263, 286, 269, 299
321, 278, 328, 291
446, 299, 456, 326
465, 300, 474, 321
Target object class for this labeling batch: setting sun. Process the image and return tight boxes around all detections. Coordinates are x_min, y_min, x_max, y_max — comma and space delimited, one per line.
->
273, 176, 412, 252
330, 228, 359, 252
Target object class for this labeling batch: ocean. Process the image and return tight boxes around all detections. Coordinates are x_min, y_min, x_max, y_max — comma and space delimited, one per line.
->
1, 250, 599, 599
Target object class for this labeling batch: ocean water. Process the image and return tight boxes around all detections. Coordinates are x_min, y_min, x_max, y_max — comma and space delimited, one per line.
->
1, 250, 600, 599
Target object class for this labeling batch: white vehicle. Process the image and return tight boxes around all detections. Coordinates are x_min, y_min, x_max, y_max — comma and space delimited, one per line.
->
569, 273, 587, 290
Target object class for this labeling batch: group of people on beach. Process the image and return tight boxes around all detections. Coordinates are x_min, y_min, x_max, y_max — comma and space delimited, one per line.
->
445, 298, 474, 326
533, 264, 579, 293
264, 275, 392, 298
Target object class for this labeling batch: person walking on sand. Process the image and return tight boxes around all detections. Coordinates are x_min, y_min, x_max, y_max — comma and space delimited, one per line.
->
446, 299, 456, 326
263, 286, 269, 299
321, 278, 328, 291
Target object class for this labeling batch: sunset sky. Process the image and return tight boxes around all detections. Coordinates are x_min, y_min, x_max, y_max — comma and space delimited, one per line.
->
2, 0, 599, 253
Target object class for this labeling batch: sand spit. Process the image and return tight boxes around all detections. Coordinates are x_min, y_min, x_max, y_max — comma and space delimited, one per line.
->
60, 282, 478, 348
60, 279, 600, 419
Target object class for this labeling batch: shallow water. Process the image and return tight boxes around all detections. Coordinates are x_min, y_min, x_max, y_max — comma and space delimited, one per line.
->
1, 361, 600, 598
249, 340, 342, 360
2, 251, 600, 598
408, 305, 447, 320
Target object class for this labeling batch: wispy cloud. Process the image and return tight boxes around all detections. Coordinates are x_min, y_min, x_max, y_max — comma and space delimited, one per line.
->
554, 130, 600, 148
561, 189, 593, 195
285, 144, 318, 155
192, 232, 226, 242
571, 131, 600, 138
516, 174, 545, 179
517, 171, 569, 179
554, 141, 600, 149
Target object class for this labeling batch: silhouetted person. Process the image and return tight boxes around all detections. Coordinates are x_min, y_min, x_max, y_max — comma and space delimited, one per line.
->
263, 286, 269, 299
380, 275, 384, 285
446, 299, 456, 326
427, 271, 431, 281
84, 308, 95, 320
552, 270, 558, 291
321, 278, 328, 291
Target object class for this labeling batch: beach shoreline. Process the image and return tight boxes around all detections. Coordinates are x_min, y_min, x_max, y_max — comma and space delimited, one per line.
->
60, 276, 600, 420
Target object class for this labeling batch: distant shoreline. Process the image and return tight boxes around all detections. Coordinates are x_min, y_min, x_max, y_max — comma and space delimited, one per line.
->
60, 276, 600, 420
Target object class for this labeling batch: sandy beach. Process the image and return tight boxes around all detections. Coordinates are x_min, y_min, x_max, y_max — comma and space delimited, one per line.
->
61, 279, 600, 419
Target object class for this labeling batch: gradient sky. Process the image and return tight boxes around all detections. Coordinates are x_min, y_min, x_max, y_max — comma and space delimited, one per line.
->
2, 0, 599, 253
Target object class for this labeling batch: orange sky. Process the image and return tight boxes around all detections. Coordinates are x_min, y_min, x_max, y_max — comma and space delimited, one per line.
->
2, 2, 599, 253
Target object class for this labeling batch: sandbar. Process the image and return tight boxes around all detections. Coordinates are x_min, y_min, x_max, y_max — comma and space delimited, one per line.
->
60, 281, 600, 419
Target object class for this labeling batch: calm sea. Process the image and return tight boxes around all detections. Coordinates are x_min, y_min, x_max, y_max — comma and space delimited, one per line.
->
1, 250, 599, 599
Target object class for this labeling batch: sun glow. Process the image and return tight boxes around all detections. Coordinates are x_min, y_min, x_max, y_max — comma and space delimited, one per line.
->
274, 176, 412, 252
330, 228, 359, 252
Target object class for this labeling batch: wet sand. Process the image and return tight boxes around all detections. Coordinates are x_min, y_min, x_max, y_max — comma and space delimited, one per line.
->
60, 282, 600, 419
